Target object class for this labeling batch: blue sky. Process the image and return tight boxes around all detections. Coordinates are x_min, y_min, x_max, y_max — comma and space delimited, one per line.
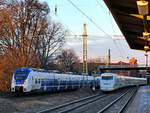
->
40, 0, 147, 65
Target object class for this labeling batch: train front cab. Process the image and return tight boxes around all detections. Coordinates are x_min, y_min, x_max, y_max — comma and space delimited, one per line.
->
11, 68, 31, 93
100, 74, 114, 91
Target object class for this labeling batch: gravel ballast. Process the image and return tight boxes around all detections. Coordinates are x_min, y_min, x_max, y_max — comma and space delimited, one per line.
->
0, 88, 101, 113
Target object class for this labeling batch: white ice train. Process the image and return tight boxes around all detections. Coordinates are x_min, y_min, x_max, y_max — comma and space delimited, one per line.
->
11, 67, 100, 93
100, 73, 147, 91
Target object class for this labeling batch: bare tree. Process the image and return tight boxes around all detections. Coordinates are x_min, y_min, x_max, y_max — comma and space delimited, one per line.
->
87, 57, 105, 75
38, 22, 66, 68
56, 49, 79, 73
0, 0, 48, 66
0, 0, 66, 67
0, 0, 67, 91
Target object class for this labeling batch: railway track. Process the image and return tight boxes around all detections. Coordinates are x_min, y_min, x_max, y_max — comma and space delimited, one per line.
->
37, 88, 131, 113
37, 93, 107, 113
97, 87, 137, 113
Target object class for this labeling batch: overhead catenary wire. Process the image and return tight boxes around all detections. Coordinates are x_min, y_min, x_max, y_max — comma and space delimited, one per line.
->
67, 0, 125, 59
108, 11, 127, 59
95, 0, 124, 60
108, 10, 135, 60
67, 0, 111, 39
118, 40, 131, 59
96, 0, 108, 13
96, 0, 134, 61
96, 0, 105, 9
96, 0, 129, 60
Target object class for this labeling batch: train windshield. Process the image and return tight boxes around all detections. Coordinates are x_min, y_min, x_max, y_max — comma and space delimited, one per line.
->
102, 76, 113, 80
15, 71, 27, 80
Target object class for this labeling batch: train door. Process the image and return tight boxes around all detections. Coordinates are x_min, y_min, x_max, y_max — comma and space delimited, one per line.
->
31, 74, 37, 90
64, 75, 68, 90
57, 75, 61, 91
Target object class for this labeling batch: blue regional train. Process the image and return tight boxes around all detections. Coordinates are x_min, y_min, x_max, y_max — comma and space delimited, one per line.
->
11, 67, 100, 93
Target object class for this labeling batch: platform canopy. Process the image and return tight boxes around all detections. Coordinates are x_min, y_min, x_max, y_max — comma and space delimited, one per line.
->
104, 0, 150, 51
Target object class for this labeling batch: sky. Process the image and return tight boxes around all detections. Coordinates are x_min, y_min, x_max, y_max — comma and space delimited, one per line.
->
40, 0, 147, 65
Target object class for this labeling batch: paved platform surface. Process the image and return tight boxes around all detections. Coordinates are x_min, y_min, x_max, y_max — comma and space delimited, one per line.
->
125, 86, 150, 113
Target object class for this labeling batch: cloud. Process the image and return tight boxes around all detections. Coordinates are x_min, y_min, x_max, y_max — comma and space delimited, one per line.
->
65, 36, 109, 47
63, 37, 146, 65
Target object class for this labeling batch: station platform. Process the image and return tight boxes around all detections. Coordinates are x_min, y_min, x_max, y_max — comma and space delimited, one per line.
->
125, 86, 150, 113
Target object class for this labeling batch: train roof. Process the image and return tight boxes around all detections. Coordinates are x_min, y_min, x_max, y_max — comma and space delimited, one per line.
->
16, 67, 85, 77
101, 73, 117, 76
18, 67, 55, 73
101, 73, 146, 80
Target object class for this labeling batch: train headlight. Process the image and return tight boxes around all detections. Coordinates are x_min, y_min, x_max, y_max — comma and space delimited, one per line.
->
24, 79, 28, 85
13, 80, 16, 84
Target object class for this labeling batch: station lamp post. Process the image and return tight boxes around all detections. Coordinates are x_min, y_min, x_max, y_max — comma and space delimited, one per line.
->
143, 32, 149, 71
137, 0, 149, 32
144, 51, 148, 67
137, 0, 149, 15
137, 0, 149, 72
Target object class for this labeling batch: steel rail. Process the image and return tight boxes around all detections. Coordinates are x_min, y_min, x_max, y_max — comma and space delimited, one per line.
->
59, 88, 129, 113
59, 94, 108, 113
117, 88, 138, 113
97, 88, 135, 113
37, 94, 103, 113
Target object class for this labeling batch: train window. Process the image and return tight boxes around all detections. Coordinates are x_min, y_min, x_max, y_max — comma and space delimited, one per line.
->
102, 76, 113, 80
55, 79, 58, 85
38, 79, 40, 84
46, 80, 50, 86
15, 71, 27, 80
41, 80, 44, 85
35, 79, 38, 84
50, 80, 54, 85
